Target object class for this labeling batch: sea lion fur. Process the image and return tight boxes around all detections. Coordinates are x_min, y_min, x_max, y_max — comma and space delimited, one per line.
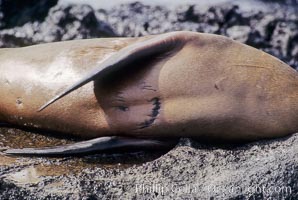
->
1, 31, 298, 156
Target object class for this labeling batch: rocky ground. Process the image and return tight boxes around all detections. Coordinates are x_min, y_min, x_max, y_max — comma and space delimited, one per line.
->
0, 0, 297, 199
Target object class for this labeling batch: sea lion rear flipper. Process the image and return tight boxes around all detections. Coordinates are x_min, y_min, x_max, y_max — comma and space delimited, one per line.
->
38, 31, 189, 111
3, 136, 177, 156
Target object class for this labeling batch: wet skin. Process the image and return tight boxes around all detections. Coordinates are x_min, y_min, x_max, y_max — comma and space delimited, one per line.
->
1, 31, 298, 155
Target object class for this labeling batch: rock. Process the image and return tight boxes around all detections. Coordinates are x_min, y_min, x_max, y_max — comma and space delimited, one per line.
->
226, 25, 251, 43
176, 5, 200, 22
261, 0, 298, 4
270, 21, 298, 57
44, 4, 116, 41
246, 30, 270, 49
222, 5, 248, 28
0, 0, 58, 29
289, 35, 298, 59
289, 34, 298, 69
0, 4, 116, 47
97, 2, 174, 36
0, 131, 298, 199
253, 14, 277, 39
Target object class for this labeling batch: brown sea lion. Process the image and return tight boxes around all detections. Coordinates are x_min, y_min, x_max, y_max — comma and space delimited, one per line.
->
1, 31, 298, 155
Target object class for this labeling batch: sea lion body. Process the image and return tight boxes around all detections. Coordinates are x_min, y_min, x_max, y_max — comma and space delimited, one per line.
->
0, 38, 131, 138
1, 31, 298, 155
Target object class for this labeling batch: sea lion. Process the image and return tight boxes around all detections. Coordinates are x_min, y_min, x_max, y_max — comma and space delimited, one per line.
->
1, 31, 298, 156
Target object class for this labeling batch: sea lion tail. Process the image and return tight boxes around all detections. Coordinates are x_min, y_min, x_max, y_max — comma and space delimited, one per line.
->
3, 136, 177, 156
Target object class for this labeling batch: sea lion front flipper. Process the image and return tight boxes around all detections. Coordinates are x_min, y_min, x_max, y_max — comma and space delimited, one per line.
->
38, 31, 189, 111
3, 136, 177, 156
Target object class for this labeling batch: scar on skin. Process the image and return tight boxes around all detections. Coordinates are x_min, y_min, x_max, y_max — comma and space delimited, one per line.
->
111, 94, 128, 111
137, 97, 161, 129
16, 97, 24, 109
232, 64, 270, 69
141, 81, 157, 92
117, 105, 129, 111
214, 77, 227, 91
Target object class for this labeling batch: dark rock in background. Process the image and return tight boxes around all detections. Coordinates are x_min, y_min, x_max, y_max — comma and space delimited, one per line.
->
97, 2, 298, 68
0, 3, 116, 47
0, 1, 296, 69
261, 0, 298, 4
0, 0, 58, 29
0, 1, 298, 199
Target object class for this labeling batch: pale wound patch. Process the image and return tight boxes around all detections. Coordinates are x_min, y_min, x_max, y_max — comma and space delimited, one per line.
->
95, 51, 115, 66
42, 52, 80, 85
1, 60, 39, 97
110, 39, 130, 51
2, 52, 79, 96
